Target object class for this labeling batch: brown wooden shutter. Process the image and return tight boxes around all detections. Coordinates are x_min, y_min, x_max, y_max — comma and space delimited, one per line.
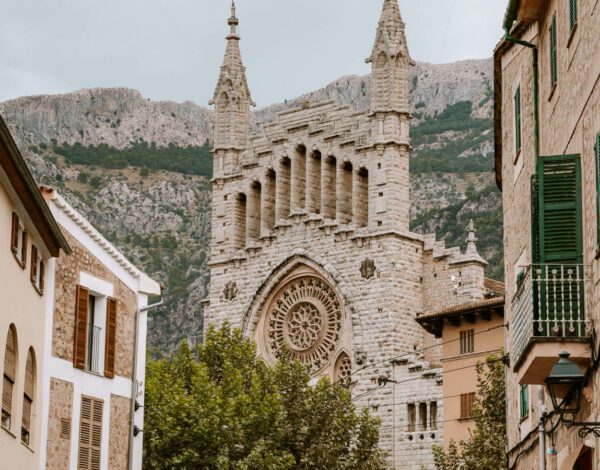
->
104, 298, 117, 379
10, 213, 19, 253
73, 286, 90, 369
2, 328, 16, 422
78, 396, 103, 470
39, 260, 45, 294
21, 351, 34, 442
30, 245, 38, 284
21, 230, 28, 267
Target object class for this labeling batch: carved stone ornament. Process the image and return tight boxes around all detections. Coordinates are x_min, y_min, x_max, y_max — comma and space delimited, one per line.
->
265, 276, 343, 373
354, 350, 368, 366
360, 258, 376, 279
223, 281, 238, 301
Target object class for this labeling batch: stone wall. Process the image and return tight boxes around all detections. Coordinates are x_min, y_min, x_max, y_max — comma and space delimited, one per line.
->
45, 378, 74, 470
52, 230, 137, 378
108, 394, 131, 470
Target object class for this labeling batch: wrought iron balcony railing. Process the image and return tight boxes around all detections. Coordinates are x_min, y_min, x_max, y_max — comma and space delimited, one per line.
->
511, 264, 591, 367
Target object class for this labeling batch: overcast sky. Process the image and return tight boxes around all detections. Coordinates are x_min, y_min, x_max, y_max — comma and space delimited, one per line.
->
0, 0, 507, 108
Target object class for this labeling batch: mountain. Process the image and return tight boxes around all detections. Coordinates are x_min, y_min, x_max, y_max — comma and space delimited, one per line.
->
0, 58, 502, 354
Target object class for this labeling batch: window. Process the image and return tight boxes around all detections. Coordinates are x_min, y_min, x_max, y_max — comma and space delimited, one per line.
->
514, 85, 522, 152
519, 385, 529, 420
407, 403, 416, 432
596, 133, 600, 248
21, 348, 35, 446
77, 396, 103, 470
569, 0, 578, 32
459, 329, 475, 354
460, 392, 476, 419
30, 245, 45, 294
550, 15, 558, 87
2, 325, 17, 431
418, 403, 427, 431
430, 401, 438, 430
10, 212, 27, 268
73, 286, 117, 378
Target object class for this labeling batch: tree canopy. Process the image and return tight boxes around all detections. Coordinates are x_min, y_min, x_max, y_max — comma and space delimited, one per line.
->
143, 323, 387, 469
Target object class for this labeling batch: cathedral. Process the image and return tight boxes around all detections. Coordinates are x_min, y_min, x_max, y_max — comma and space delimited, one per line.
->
204, 0, 490, 467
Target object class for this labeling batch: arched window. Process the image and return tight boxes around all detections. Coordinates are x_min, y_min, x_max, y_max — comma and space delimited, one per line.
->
307, 150, 322, 214
338, 162, 353, 224
263, 169, 277, 232
355, 167, 369, 228
292, 145, 307, 211
2, 325, 17, 430
276, 157, 291, 220
233, 193, 247, 250
247, 181, 262, 242
334, 352, 352, 387
21, 348, 35, 445
322, 155, 337, 219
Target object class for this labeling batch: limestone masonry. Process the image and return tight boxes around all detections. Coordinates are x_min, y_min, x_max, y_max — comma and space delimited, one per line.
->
204, 1, 491, 467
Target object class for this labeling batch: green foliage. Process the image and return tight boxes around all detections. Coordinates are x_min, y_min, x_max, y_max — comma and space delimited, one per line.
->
412, 101, 492, 142
52, 141, 213, 177
143, 324, 388, 470
77, 171, 89, 183
432, 355, 507, 470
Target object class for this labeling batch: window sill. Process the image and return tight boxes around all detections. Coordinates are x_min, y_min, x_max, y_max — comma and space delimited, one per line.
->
12, 251, 25, 270
21, 441, 35, 453
1, 424, 16, 439
513, 148, 522, 165
519, 414, 529, 424
31, 282, 44, 297
458, 417, 474, 423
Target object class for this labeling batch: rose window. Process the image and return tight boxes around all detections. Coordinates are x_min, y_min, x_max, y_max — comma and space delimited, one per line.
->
266, 276, 343, 373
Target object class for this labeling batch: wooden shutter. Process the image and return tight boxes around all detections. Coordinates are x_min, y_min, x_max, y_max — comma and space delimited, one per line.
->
2, 328, 16, 421
30, 245, 38, 284
21, 230, 28, 267
460, 393, 475, 419
78, 396, 103, 470
10, 213, 19, 253
39, 260, 45, 294
538, 156, 582, 264
531, 175, 540, 263
73, 286, 90, 369
104, 298, 117, 379
22, 351, 34, 442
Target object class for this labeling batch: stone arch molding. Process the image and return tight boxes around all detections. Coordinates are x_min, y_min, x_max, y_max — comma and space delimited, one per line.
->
244, 252, 362, 377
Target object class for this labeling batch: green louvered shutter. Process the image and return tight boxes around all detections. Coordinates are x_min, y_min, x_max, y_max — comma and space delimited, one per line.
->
596, 132, 600, 248
569, 0, 578, 32
531, 174, 540, 263
550, 15, 558, 86
537, 155, 583, 336
514, 86, 522, 152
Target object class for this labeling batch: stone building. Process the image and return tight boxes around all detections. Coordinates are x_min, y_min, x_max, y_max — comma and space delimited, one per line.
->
203, 1, 491, 467
0, 114, 70, 470
495, 0, 600, 468
39, 188, 161, 470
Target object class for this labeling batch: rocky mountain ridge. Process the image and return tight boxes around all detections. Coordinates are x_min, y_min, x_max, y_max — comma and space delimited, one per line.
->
0, 57, 501, 353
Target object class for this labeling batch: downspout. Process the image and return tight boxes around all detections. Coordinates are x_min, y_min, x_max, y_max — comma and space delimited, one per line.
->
128, 299, 164, 470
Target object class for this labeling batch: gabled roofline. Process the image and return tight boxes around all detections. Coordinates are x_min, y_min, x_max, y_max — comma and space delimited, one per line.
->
0, 114, 71, 256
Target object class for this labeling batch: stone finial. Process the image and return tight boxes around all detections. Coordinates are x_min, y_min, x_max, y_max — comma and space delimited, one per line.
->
223, 281, 238, 301
360, 258, 376, 279
465, 219, 479, 255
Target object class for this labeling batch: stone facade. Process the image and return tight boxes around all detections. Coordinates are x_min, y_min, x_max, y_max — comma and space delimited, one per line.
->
108, 395, 131, 470
204, 1, 489, 467
52, 230, 137, 379
496, 0, 600, 468
45, 378, 74, 470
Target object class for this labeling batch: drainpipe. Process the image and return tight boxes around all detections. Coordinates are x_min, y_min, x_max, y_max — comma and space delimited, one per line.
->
538, 387, 547, 470
128, 299, 164, 470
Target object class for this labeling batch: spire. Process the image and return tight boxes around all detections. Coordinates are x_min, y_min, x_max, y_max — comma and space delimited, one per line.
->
367, 0, 414, 114
462, 219, 487, 265
210, 1, 254, 161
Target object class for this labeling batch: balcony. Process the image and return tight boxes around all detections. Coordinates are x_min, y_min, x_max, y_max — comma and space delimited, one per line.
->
511, 264, 592, 384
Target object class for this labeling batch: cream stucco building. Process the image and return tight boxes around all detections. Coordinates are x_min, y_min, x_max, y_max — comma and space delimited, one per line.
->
0, 115, 70, 469
203, 1, 495, 467
495, 0, 600, 468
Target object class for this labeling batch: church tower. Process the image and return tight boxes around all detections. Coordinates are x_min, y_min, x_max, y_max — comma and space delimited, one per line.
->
210, 1, 255, 178
366, 0, 415, 231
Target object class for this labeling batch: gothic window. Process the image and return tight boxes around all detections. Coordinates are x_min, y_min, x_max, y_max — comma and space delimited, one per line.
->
265, 276, 343, 373
418, 402, 427, 431
233, 193, 247, 250
307, 150, 322, 214
355, 167, 369, 228
263, 169, 276, 232
247, 181, 262, 242
293, 145, 307, 211
276, 157, 291, 220
406, 403, 416, 432
429, 401, 438, 430
338, 162, 353, 224
334, 352, 352, 387
217, 92, 231, 146
374, 52, 388, 108
322, 155, 337, 219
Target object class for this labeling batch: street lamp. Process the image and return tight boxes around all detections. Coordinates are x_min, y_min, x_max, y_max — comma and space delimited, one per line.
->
545, 352, 600, 438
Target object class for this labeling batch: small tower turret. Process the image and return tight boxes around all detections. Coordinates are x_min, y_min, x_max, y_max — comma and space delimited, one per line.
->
210, 1, 255, 177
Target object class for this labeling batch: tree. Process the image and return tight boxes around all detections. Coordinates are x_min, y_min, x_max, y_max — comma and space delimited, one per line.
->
143, 323, 387, 469
432, 354, 507, 470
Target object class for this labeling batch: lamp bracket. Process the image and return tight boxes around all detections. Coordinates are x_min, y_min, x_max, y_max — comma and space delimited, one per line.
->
563, 420, 600, 438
